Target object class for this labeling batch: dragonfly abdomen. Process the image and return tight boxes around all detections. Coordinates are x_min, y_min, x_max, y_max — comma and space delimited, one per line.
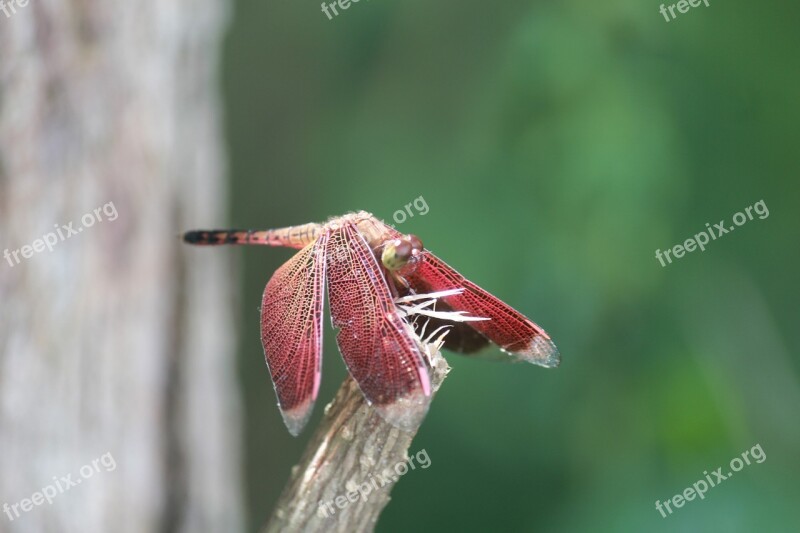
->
183, 223, 322, 249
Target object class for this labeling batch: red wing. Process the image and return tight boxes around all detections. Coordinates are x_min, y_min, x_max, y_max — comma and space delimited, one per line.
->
325, 223, 431, 430
261, 234, 328, 436
404, 251, 560, 367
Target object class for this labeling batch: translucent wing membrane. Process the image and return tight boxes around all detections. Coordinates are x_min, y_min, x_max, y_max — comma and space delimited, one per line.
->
326, 223, 432, 430
405, 251, 560, 368
261, 235, 328, 436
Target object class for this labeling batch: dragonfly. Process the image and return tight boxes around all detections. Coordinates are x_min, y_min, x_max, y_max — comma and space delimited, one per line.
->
183, 211, 559, 436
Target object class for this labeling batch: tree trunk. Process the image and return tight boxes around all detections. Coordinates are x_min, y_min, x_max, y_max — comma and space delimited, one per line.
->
0, 2, 242, 532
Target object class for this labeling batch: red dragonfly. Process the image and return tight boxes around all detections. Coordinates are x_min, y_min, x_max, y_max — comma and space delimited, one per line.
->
184, 211, 559, 435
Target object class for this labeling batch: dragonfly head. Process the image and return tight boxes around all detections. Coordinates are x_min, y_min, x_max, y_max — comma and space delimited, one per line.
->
381, 234, 423, 271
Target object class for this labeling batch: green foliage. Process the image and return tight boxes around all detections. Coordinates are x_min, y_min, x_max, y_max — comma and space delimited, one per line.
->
224, 0, 800, 530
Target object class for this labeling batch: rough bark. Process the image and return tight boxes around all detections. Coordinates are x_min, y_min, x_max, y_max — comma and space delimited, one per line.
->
0, 2, 242, 532
264, 350, 449, 533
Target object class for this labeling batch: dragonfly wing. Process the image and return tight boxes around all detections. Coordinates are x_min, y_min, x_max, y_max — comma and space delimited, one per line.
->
261, 235, 328, 436
326, 223, 432, 431
404, 251, 560, 368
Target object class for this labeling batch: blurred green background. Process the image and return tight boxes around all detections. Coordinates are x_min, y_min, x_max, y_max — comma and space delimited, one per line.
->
220, 0, 800, 531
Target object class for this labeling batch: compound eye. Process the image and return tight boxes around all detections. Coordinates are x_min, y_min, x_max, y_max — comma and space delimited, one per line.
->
407, 234, 424, 254
381, 239, 413, 271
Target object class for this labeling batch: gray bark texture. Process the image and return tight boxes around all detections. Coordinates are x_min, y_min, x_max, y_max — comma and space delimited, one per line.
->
0, 2, 242, 532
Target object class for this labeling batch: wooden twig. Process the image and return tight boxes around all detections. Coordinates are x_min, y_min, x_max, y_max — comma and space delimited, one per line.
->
264, 348, 450, 533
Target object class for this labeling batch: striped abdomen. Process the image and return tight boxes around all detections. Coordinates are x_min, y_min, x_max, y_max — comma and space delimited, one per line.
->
183, 222, 322, 250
